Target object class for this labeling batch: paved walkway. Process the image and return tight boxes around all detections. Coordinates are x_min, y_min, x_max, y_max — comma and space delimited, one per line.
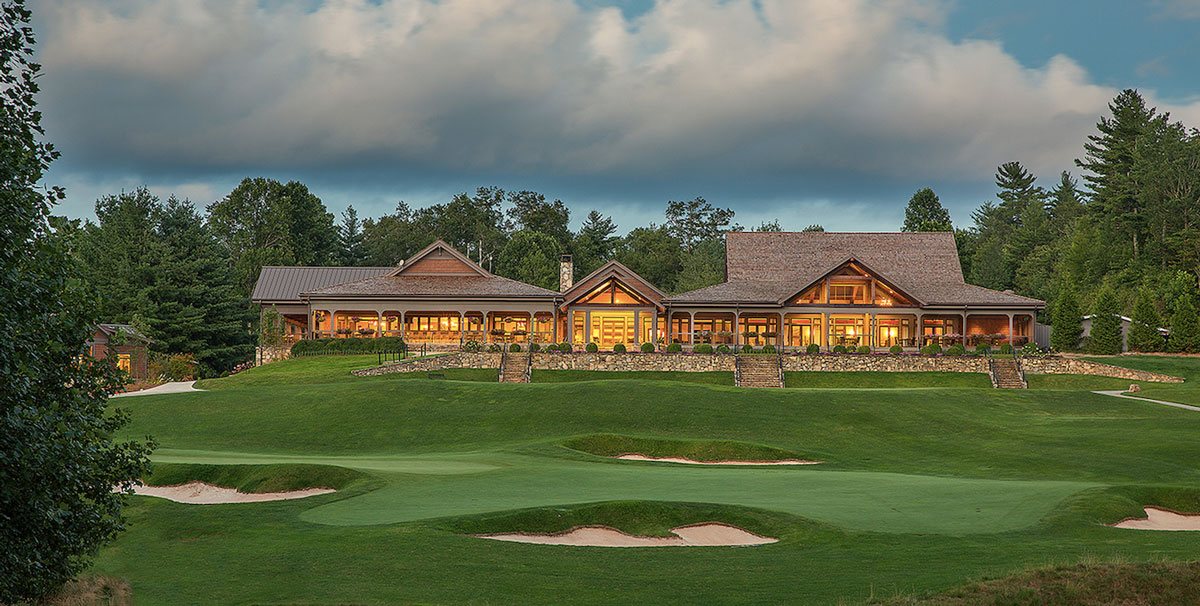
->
1092, 390, 1200, 412
112, 381, 202, 398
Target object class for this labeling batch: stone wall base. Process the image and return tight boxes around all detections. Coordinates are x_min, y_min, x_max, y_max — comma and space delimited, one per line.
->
352, 352, 1185, 383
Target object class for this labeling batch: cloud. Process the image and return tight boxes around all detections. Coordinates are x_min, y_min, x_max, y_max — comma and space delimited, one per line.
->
33, 0, 1200, 201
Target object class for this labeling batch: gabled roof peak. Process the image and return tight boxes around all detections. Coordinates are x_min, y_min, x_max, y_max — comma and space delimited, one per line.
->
387, 239, 492, 278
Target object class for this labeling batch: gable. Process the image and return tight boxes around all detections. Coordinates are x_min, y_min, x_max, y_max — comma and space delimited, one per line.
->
786, 259, 920, 306
576, 278, 653, 306
388, 240, 490, 278
561, 260, 665, 309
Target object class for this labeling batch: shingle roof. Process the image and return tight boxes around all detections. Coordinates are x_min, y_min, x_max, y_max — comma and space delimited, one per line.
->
303, 275, 560, 299
251, 266, 394, 302
667, 231, 1043, 307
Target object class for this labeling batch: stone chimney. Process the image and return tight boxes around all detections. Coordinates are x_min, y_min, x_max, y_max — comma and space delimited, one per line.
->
559, 254, 574, 292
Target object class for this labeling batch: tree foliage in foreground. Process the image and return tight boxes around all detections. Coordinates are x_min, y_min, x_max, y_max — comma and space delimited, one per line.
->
0, 2, 153, 600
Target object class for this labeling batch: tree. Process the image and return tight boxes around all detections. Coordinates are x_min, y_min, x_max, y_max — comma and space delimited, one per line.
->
571, 210, 618, 278
754, 219, 783, 232
615, 226, 682, 291
207, 177, 336, 292
75, 188, 160, 320
1076, 89, 1158, 258
1088, 287, 1123, 354
1168, 295, 1200, 353
0, 3, 152, 600
360, 202, 431, 266
1051, 286, 1083, 352
495, 230, 561, 291
901, 188, 952, 231
335, 205, 365, 266
1127, 288, 1165, 352
1048, 171, 1086, 232
802, 224, 825, 232
673, 237, 726, 293
506, 191, 571, 249
665, 197, 735, 251
416, 186, 509, 264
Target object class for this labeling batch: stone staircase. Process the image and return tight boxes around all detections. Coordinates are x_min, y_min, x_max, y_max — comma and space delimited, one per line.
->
498, 351, 530, 383
736, 355, 783, 388
989, 357, 1027, 389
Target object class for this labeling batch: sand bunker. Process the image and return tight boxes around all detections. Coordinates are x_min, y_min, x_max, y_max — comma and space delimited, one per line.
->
474, 523, 777, 547
616, 454, 821, 465
123, 481, 335, 504
1112, 507, 1200, 531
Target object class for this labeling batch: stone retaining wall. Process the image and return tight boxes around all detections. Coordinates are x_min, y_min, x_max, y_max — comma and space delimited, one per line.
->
353, 351, 1185, 383
1021, 358, 1184, 383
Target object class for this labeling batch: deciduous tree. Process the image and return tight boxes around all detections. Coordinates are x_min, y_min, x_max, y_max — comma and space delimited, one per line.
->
0, 3, 153, 600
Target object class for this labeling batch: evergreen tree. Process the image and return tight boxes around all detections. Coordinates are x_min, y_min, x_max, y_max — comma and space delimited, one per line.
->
753, 219, 783, 231
1088, 287, 1123, 354
1076, 89, 1157, 258
1168, 296, 1200, 353
75, 188, 160, 320
802, 224, 825, 232
571, 210, 618, 278
1048, 171, 1086, 232
1051, 286, 1083, 351
995, 161, 1045, 215
901, 188, 952, 231
336, 205, 365, 266
1127, 288, 1165, 352
0, 4, 152, 599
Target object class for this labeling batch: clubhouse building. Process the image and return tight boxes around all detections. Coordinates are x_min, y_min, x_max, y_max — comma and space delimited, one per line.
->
251, 231, 1044, 351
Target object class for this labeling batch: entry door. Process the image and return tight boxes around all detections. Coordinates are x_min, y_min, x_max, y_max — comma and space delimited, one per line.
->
600, 318, 626, 348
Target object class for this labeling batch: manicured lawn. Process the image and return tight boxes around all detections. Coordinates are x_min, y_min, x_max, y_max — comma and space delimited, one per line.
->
1080, 355, 1199, 405
94, 355, 1200, 604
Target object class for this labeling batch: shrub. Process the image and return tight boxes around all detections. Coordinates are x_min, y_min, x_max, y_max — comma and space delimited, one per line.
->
612, 343, 627, 353
666, 343, 682, 353
889, 344, 902, 354
640, 342, 655, 353
762, 344, 776, 354
486, 343, 502, 353
529, 343, 540, 352
975, 343, 990, 355
508, 343, 522, 352
558, 342, 573, 352
856, 345, 871, 354
946, 344, 965, 356
693, 343, 713, 354
832, 345, 847, 354
586, 342, 599, 353
716, 344, 731, 354
806, 343, 820, 354
741, 344, 754, 353
921, 344, 942, 355
1020, 342, 1042, 357
999, 342, 1013, 354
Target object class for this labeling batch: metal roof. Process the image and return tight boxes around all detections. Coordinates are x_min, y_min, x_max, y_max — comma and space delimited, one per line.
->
251, 266, 394, 303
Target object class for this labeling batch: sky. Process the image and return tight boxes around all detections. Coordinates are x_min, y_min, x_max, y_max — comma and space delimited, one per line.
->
32, 0, 1200, 233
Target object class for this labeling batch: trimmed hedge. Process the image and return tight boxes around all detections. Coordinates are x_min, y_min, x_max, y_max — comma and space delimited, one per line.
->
640, 342, 655, 353
666, 343, 682, 353
716, 344, 731, 354
856, 345, 871, 354
509, 343, 522, 352
586, 342, 599, 353
290, 336, 404, 356
889, 345, 903, 354
558, 342, 572, 352
693, 343, 713, 354
920, 344, 943, 355
832, 345, 847, 354
1000, 342, 1014, 354
741, 344, 754, 353
806, 343, 820, 354
762, 344, 776, 354
946, 344, 965, 356
612, 343, 627, 353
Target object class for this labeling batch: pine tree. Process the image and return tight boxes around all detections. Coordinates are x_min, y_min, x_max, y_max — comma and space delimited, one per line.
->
571, 210, 618, 277
1051, 286, 1083, 352
1048, 171, 1086, 232
1168, 296, 1200, 353
1127, 288, 1165, 352
1088, 288, 1123, 354
336, 205, 365, 266
1076, 89, 1157, 258
901, 188, 952, 231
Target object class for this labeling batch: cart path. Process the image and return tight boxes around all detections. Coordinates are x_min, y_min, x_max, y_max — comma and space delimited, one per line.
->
1092, 390, 1200, 412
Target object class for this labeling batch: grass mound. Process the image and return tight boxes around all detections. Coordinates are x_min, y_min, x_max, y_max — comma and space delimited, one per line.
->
438, 500, 786, 539
877, 559, 1200, 605
562, 433, 815, 462
143, 463, 366, 493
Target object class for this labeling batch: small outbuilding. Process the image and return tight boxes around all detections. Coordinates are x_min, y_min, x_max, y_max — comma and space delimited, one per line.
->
87, 323, 152, 381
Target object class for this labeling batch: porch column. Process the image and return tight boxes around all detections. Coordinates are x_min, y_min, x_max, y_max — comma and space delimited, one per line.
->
733, 313, 740, 347
776, 312, 784, 349
584, 310, 591, 345
458, 312, 464, 345
1008, 313, 1014, 346
868, 313, 876, 349
687, 312, 694, 345
916, 313, 924, 347
652, 312, 659, 348
823, 312, 830, 348
376, 311, 383, 338
552, 309, 559, 344
307, 307, 314, 339
399, 312, 406, 341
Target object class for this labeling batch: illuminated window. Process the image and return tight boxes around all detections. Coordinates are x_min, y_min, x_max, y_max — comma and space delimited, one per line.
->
577, 279, 649, 305
117, 353, 132, 374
